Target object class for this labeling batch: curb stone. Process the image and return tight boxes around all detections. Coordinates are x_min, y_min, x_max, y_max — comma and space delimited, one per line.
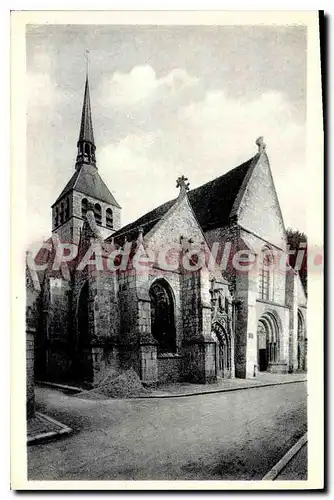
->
135, 379, 307, 399
27, 412, 73, 445
262, 433, 308, 480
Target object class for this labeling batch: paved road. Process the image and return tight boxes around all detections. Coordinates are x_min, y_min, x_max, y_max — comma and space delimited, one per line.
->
28, 382, 307, 481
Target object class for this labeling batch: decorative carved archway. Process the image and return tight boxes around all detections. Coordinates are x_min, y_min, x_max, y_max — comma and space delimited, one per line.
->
213, 322, 231, 378
210, 287, 232, 378
257, 312, 280, 371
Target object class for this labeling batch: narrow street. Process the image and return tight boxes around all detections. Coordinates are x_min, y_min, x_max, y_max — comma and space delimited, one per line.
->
28, 382, 307, 481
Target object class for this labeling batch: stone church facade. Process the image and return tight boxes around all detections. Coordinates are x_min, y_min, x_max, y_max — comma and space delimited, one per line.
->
29, 75, 307, 391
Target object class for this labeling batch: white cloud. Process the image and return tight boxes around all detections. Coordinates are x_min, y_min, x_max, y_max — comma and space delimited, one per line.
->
99, 85, 306, 237
27, 72, 57, 112
99, 65, 199, 107
26, 60, 308, 244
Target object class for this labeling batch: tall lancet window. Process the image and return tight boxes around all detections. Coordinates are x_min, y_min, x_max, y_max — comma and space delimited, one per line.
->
259, 248, 273, 301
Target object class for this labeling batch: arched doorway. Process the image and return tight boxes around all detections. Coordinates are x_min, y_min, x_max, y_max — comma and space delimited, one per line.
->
213, 323, 231, 378
76, 281, 93, 384
297, 310, 307, 371
149, 280, 176, 354
257, 313, 280, 371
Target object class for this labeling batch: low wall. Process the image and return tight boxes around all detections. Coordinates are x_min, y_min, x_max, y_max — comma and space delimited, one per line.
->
158, 355, 183, 383
268, 362, 288, 374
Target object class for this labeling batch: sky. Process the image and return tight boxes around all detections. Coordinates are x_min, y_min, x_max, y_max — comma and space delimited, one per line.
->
26, 24, 307, 246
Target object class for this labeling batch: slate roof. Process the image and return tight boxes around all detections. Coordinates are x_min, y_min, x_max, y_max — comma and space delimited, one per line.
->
109, 155, 256, 244
53, 164, 121, 208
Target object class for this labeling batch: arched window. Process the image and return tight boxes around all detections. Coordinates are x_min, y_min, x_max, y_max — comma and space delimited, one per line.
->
259, 248, 273, 300
150, 280, 176, 354
94, 203, 102, 225
81, 198, 88, 219
106, 208, 113, 229
84, 143, 90, 156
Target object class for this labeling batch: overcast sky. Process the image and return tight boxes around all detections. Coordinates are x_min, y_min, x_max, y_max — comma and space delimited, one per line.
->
26, 24, 307, 246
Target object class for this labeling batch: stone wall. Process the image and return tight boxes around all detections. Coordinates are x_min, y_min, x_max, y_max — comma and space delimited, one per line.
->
285, 270, 298, 372
240, 230, 287, 305
206, 215, 291, 379
44, 276, 72, 382
26, 269, 40, 418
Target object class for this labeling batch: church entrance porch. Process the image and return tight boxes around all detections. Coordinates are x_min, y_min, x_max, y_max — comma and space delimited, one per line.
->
257, 312, 285, 374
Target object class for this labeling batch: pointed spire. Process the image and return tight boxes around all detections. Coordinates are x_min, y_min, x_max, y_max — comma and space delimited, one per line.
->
79, 76, 95, 145
76, 67, 97, 170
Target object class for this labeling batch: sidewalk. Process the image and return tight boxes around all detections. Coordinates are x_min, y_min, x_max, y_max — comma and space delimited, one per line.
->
140, 372, 307, 398
39, 372, 306, 400
27, 412, 73, 445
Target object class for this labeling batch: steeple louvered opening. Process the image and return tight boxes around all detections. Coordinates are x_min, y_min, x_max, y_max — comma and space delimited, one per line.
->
94, 203, 102, 225
106, 208, 114, 228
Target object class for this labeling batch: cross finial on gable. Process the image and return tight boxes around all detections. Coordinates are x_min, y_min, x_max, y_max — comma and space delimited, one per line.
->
176, 175, 190, 197
256, 136, 266, 153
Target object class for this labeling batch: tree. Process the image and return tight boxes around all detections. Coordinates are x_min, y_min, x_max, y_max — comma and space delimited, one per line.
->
286, 228, 307, 295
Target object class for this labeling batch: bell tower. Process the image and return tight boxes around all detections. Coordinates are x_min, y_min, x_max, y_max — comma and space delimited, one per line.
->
51, 70, 121, 244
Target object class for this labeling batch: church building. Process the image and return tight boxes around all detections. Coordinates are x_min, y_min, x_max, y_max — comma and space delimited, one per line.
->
30, 75, 307, 388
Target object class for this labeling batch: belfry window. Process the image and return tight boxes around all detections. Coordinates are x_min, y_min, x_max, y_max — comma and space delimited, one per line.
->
81, 198, 88, 219
106, 208, 113, 229
94, 203, 102, 226
259, 248, 273, 300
